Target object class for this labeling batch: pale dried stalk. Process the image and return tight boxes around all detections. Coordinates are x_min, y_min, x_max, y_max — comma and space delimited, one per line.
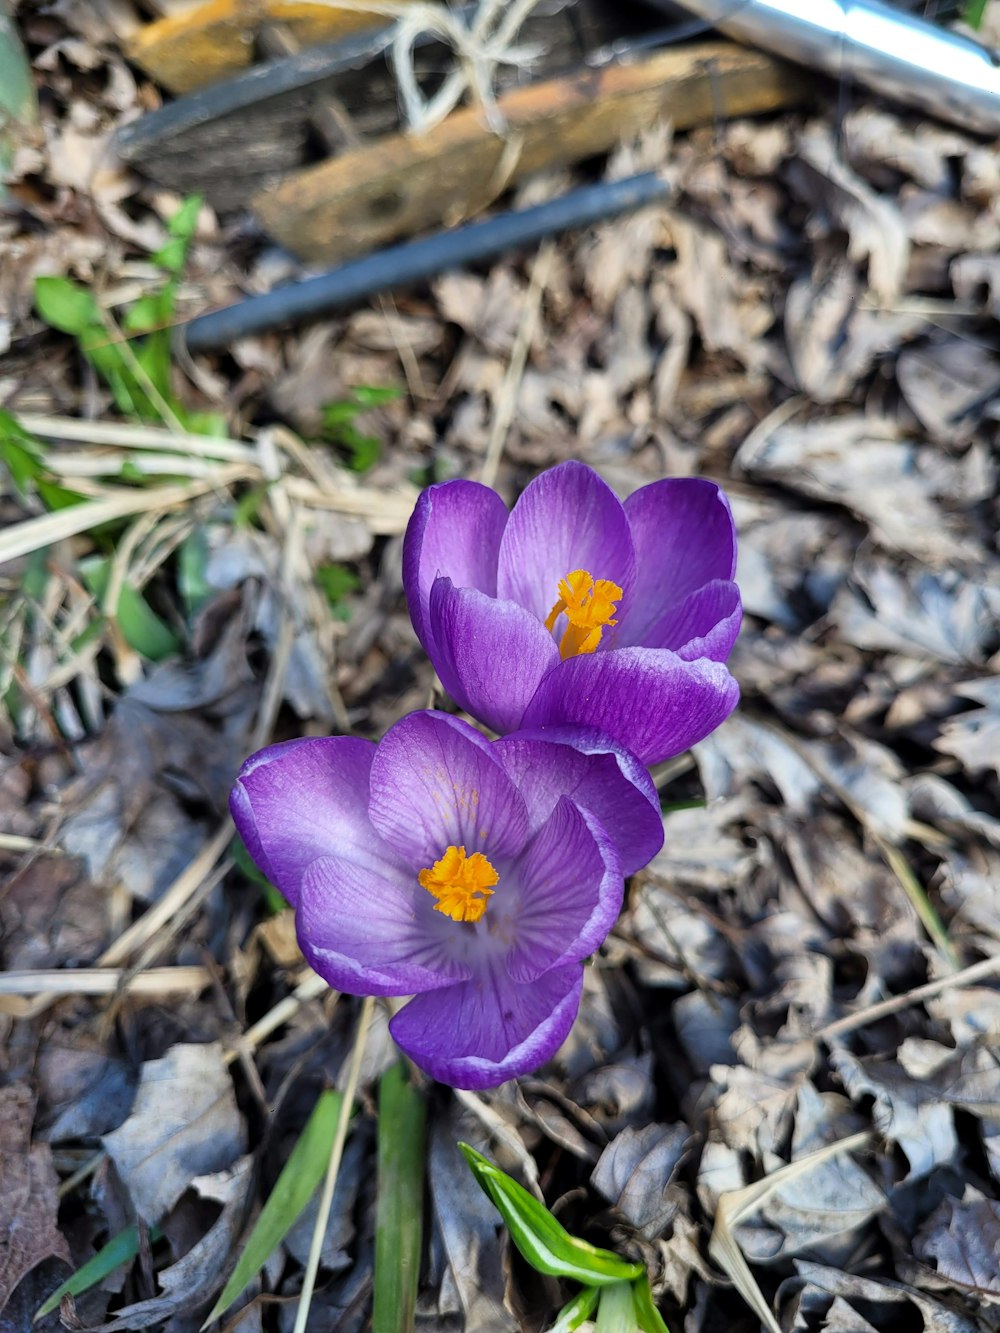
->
282, 474, 417, 532
224, 972, 332, 1066
0, 467, 252, 566
709, 1131, 873, 1333
17, 413, 256, 462
293, 995, 375, 1333
0, 965, 210, 1003
480, 239, 555, 489
15, 823, 234, 1021
819, 952, 1000, 1041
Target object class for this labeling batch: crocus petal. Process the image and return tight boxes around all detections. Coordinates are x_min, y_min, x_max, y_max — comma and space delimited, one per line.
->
506, 797, 622, 983
230, 736, 385, 908
521, 647, 740, 767
389, 961, 583, 1090
403, 479, 508, 654
296, 855, 471, 996
673, 583, 743, 663
368, 710, 529, 865
619, 479, 737, 644
493, 728, 662, 876
428, 578, 560, 734
496, 461, 636, 624
637, 579, 742, 659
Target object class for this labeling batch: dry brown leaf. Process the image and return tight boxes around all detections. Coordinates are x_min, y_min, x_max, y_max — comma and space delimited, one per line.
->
0, 1085, 71, 1320
102, 1042, 246, 1224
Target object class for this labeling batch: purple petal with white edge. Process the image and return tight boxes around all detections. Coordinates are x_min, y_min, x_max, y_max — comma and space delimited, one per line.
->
403, 479, 508, 654
639, 579, 742, 659
496, 461, 636, 625
389, 960, 583, 1089
428, 578, 560, 734
618, 479, 737, 645
230, 736, 385, 908
521, 647, 740, 767
673, 584, 742, 663
506, 797, 622, 984
369, 710, 530, 866
296, 855, 472, 996
493, 728, 662, 876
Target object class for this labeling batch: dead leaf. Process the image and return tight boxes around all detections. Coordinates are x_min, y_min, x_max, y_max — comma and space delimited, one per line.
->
779, 1259, 981, 1332
87, 1156, 254, 1331
102, 1042, 246, 1224
789, 123, 910, 300
935, 679, 1000, 779
897, 337, 1000, 446
591, 1123, 690, 1239
832, 563, 1000, 665
0, 1085, 71, 1321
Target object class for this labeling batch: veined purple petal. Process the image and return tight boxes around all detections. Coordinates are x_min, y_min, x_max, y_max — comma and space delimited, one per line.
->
637, 579, 742, 659
296, 855, 471, 996
521, 648, 740, 767
389, 960, 583, 1089
230, 736, 385, 908
506, 798, 622, 983
428, 579, 559, 734
403, 480, 507, 654
496, 461, 636, 625
368, 710, 530, 865
674, 584, 742, 663
493, 728, 662, 876
619, 479, 737, 645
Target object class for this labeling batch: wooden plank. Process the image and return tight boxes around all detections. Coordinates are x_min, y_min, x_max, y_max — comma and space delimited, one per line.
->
117, 1, 613, 212
126, 0, 412, 93
252, 42, 811, 263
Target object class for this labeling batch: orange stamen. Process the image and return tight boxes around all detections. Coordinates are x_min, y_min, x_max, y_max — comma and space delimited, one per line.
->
418, 844, 498, 924
544, 569, 622, 659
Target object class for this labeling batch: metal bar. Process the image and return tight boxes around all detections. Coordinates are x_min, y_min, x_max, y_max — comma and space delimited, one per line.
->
664, 0, 1000, 133
182, 170, 672, 351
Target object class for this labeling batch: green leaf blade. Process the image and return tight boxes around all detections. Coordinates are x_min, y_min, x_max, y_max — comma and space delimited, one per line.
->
459, 1143, 642, 1288
373, 1061, 427, 1333
204, 1088, 343, 1327
35, 1224, 162, 1321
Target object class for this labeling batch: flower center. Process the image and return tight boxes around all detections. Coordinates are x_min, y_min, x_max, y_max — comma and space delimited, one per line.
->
418, 844, 498, 924
544, 569, 622, 659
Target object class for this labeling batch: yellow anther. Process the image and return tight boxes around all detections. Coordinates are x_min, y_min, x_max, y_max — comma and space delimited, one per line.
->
544, 569, 622, 659
419, 845, 498, 924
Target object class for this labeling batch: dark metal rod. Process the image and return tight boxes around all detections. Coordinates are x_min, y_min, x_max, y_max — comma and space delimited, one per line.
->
182, 170, 672, 352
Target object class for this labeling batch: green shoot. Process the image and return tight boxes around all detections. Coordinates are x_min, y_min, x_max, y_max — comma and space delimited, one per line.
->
319, 386, 402, 474
962, 0, 988, 29
79, 555, 179, 661
315, 563, 359, 620
372, 1062, 427, 1333
204, 1088, 343, 1327
35, 1224, 162, 1321
33, 195, 223, 432
460, 1144, 670, 1333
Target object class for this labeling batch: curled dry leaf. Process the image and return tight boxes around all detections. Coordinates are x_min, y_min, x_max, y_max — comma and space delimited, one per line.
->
101, 1042, 246, 1225
0, 1085, 71, 1321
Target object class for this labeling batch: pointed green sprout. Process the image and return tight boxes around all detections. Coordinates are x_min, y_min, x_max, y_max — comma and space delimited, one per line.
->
459, 1142, 641, 1287
35, 1225, 163, 1321
459, 1143, 671, 1333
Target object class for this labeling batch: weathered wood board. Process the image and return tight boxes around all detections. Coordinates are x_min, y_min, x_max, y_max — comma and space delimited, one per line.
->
125, 0, 410, 94
252, 42, 810, 262
117, 1, 618, 212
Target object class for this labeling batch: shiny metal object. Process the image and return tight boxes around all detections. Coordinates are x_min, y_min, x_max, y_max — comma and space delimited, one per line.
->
671, 0, 1000, 134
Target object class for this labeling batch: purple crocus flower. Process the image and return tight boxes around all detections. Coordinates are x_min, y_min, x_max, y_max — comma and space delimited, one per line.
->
403, 461, 741, 766
230, 710, 662, 1089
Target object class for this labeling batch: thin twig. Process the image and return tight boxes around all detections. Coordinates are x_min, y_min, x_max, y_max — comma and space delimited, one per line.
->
293, 996, 375, 1333
819, 952, 1000, 1041
480, 240, 555, 489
